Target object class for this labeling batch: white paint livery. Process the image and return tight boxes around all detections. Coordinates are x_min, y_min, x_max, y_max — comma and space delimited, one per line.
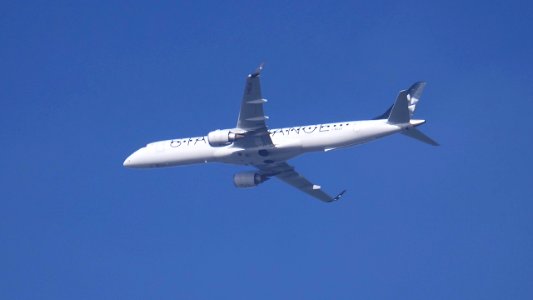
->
124, 65, 438, 202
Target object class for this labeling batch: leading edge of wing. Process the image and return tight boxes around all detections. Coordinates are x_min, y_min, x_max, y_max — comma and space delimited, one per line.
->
256, 162, 346, 203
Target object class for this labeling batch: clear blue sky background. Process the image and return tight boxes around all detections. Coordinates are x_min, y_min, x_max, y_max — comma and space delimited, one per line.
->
1, 1, 532, 299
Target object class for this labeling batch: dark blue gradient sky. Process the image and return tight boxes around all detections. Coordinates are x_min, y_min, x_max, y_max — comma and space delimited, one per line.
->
1, 1, 532, 299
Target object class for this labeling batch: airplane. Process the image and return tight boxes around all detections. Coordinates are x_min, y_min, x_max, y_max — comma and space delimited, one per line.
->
123, 64, 438, 202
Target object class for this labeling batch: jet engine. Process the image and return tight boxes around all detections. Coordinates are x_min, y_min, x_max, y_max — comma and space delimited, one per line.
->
233, 171, 268, 188
207, 129, 244, 146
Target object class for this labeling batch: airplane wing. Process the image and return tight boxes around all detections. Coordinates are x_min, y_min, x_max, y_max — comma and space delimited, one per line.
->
236, 64, 268, 131
235, 64, 273, 147
256, 162, 346, 203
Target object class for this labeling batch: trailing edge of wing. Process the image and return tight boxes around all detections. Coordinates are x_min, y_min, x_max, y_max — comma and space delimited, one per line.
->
236, 64, 269, 132
234, 64, 274, 148
257, 162, 345, 203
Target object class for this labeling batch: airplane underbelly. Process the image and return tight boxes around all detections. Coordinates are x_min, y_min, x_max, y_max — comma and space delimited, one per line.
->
300, 130, 355, 151
163, 145, 216, 166
216, 138, 303, 166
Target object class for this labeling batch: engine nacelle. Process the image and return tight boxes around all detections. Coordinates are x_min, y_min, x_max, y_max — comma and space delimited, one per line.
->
207, 129, 243, 146
233, 171, 267, 188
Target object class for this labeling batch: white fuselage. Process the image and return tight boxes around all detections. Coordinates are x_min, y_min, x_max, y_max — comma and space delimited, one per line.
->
123, 119, 425, 168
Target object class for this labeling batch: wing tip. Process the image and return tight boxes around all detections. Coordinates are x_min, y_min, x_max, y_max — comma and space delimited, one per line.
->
332, 190, 347, 201
248, 63, 265, 78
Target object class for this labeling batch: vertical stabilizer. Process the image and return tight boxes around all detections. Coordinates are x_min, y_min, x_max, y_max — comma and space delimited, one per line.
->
373, 81, 437, 145
387, 81, 426, 124
387, 90, 410, 124
406, 81, 425, 117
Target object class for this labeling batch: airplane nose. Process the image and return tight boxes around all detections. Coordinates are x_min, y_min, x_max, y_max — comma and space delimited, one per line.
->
123, 151, 138, 168
123, 156, 133, 167
123, 147, 148, 168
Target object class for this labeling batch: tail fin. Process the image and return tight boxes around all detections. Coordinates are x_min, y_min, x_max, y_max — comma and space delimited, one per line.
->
374, 81, 426, 123
375, 81, 438, 146
406, 81, 425, 117
387, 81, 426, 124
388, 90, 411, 124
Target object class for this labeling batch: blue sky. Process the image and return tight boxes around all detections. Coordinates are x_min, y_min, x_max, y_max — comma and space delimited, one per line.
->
1, 1, 532, 299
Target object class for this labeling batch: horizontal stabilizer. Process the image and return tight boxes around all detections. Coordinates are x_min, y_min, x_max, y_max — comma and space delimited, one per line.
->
402, 128, 439, 146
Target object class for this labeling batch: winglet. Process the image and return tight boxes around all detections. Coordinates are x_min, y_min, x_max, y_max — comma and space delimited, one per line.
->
333, 190, 347, 201
249, 63, 265, 78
